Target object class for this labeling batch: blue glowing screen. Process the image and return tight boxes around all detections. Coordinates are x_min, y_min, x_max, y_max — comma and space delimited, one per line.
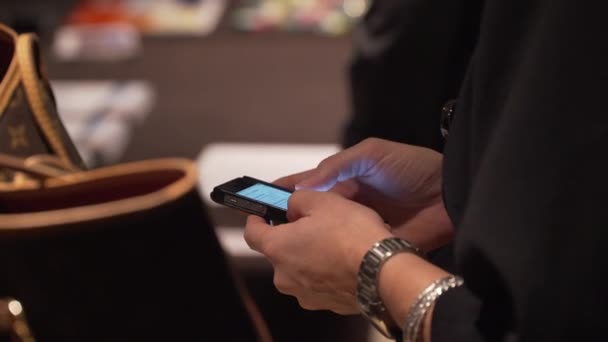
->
237, 183, 290, 210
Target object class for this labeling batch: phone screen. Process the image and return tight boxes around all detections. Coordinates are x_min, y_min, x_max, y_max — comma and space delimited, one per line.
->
237, 183, 291, 210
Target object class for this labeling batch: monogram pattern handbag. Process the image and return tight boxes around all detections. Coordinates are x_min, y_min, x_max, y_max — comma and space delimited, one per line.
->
0, 154, 272, 341
0, 23, 85, 182
0, 21, 272, 341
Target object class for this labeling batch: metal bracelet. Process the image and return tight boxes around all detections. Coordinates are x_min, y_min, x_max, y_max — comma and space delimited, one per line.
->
403, 275, 464, 342
357, 237, 424, 340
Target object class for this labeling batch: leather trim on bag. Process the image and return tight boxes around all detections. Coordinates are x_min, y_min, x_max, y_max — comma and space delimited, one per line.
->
16, 34, 72, 165
0, 24, 19, 117
0, 159, 198, 230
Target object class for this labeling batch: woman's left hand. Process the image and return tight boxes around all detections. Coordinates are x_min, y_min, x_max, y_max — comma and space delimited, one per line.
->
244, 190, 392, 314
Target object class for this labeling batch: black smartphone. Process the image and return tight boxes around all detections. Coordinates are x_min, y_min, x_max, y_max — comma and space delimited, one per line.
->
210, 176, 291, 225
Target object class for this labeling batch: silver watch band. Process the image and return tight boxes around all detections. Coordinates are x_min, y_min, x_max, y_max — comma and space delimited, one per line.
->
357, 237, 424, 339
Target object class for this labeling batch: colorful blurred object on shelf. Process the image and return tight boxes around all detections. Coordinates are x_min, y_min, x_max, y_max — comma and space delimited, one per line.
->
53, 23, 141, 62
53, 0, 226, 61
63, 0, 226, 36
232, 0, 368, 36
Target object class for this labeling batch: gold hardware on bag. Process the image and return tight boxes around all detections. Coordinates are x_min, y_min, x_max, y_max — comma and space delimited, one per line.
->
0, 298, 35, 342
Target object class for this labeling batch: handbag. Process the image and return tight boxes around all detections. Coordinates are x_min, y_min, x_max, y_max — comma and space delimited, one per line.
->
0, 23, 85, 183
0, 21, 271, 341
0, 153, 272, 341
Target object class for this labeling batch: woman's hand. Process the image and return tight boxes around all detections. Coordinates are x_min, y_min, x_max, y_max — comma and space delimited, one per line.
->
244, 190, 392, 314
274, 138, 453, 252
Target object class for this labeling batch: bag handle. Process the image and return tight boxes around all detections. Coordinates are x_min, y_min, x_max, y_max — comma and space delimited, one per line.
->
0, 153, 74, 180
16, 34, 71, 165
0, 24, 19, 115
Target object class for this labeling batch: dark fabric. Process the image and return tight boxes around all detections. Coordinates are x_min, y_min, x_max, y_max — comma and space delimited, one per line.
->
0, 188, 263, 341
431, 286, 483, 342
343, 0, 482, 151
439, 1, 608, 341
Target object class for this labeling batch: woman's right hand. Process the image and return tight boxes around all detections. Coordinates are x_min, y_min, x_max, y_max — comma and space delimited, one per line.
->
275, 138, 453, 252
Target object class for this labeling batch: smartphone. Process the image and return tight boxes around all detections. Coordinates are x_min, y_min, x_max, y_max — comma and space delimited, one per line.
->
210, 176, 291, 225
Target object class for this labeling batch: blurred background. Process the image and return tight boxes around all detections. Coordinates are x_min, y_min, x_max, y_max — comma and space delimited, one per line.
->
1, 0, 357, 166
0, 0, 388, 341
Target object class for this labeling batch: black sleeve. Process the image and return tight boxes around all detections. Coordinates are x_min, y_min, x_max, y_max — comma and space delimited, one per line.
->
343, 0, 482, 150
438, 1, 608, 341
431, 286, 484, 342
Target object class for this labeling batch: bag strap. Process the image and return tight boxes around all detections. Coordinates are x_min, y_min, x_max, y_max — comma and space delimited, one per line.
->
15, 34, 72, 166
0, 24, 19, 117
0, 153, 73, 180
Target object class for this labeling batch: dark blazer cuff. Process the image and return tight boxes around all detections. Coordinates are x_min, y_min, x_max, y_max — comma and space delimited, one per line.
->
431, 285, 484, 342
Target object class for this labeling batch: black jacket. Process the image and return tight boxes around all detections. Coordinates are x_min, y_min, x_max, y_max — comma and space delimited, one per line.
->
347, 0, 608, 340
439, 1, 608, 341
344, 0, 481, 150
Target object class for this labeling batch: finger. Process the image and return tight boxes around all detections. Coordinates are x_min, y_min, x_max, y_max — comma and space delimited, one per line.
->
286, 190, 337, 222
328, 179, 359, 199
295, 144, 376, 191
273, 169, 317, 190
243, 215, 272, 253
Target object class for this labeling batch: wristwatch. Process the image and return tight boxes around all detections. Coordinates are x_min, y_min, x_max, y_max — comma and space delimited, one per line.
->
357, 237, 424, 340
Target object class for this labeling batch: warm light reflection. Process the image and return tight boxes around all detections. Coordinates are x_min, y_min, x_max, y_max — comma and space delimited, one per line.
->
8, 299, 23, 316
